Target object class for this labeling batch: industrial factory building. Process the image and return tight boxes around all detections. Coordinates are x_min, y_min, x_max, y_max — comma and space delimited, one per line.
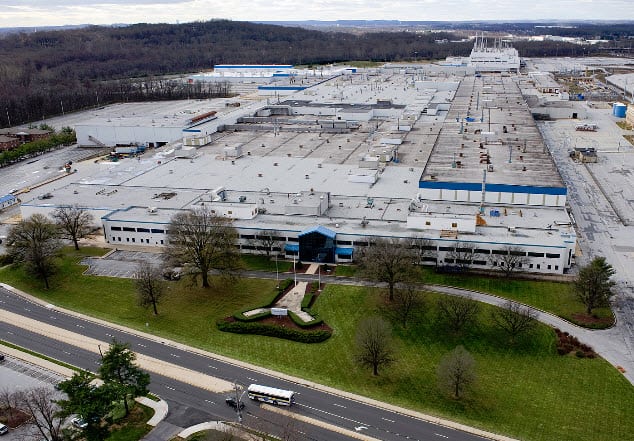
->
22, 55, 577, 274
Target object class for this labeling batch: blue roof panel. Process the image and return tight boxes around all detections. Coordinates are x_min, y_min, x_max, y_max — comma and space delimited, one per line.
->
298, 226, 336, 239
284, 243, 299, 252
0, 194, 16, 204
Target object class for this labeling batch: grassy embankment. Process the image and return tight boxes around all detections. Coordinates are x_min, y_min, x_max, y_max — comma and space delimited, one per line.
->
0, 248, 631, 441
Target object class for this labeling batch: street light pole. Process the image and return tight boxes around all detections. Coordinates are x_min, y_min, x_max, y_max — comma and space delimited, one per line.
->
293, 254, 297, 287
233, 381, 243, 423
275, 252, 279, 289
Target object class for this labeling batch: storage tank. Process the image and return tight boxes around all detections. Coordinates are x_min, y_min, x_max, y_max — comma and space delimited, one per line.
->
613, 102, 627, 118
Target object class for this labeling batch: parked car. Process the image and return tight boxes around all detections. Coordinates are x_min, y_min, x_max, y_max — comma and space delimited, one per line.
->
0, 423, 8, 435
225, 396, 245, 410
71, 417, 88, 429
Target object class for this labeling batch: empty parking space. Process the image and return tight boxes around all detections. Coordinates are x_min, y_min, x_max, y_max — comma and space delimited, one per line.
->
81, 250, 163, 278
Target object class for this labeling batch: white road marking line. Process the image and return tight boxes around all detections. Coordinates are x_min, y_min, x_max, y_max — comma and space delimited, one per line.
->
381, 417, 395, 423
333, 403, 347, 408
435, 434, 449, 438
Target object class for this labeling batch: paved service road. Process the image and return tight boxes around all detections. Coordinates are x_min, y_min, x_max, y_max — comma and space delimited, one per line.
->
538, 119, 634, 383
0, 286, 492, 441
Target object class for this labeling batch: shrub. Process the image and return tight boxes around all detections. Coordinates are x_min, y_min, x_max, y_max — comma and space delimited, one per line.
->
217, 319, 331, 343
278, 278, 294, 293
301, 293, 314, 310
288, 310, 323, 328
0, 254, 14, 266
237, 286, 284, 318
233, 310, 272, 322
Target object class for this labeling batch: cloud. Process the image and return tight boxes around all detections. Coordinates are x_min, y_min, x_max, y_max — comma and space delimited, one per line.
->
0, 0, 633, 27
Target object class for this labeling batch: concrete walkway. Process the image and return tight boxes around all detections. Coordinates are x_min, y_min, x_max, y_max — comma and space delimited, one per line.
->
245, 264, 322, 323
1, 281, 519, 441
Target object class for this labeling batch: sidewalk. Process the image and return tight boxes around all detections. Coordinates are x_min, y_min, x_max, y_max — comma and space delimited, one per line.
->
426, 284, 634, 385
0, 282, 517, 441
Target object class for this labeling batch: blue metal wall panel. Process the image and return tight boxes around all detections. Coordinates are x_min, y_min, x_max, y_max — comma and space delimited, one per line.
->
418, 180, 567, 195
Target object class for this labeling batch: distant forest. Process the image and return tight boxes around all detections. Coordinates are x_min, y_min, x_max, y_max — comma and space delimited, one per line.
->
0, 20, 632, 128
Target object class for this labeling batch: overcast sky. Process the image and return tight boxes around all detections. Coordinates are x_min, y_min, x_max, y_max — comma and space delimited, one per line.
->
2, 0, 633, 28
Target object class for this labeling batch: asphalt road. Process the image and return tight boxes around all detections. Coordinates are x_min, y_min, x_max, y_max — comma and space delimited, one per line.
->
0, 286, 488, 441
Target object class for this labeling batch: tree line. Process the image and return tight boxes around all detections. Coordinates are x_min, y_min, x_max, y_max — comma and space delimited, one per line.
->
4, 19, 629, 129
0, 126, 76, 167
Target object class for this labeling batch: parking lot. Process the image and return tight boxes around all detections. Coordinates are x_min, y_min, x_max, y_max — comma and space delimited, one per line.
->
81, 250, 164, 278
0, 356, 66, 440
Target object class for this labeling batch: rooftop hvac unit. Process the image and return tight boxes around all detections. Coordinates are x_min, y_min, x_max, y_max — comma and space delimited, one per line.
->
148, 207, 158, 214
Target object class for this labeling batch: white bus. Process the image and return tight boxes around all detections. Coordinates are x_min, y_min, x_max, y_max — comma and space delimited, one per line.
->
247, 384, 295, 406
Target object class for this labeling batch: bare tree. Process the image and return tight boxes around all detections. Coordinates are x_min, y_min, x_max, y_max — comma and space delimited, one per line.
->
411, 235, 437, 265
489, 245, 528, 277
491, 300, 537, 344
437, 345, 477, 399
250, 230, 282, 257
356, 238, 419, 301
6, 213, 62, 289
164, 207, 241, 288
437, 295, 480, 333
134, 261, 166, 315
446, 241, 479, 272
386, 286, 426, 329
18, 387, 66, 441
52, 205, 94, 250
0, 388, 21, 426
354, 316, 396, 376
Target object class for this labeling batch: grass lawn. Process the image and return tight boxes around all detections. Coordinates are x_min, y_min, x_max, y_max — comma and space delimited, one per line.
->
0, 248, 631, 441
107, 403, 153, 441
241, 255, 292, 272
421, 268, 613, 328
334, 264, 357, 277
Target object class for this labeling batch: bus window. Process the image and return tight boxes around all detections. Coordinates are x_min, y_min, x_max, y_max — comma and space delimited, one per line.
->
247, 384, 295, 406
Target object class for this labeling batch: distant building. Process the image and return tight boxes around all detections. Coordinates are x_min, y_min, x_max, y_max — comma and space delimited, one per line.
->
0, 135, 20, 151
0, 194, 18, 210
0, 128, 52, 143
468, 35, 520, 73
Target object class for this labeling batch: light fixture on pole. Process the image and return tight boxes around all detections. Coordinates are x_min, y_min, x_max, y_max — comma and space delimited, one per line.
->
293, 254, 297, 287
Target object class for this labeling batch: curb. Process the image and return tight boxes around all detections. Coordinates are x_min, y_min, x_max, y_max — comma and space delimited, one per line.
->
135, 397, 168, 426
0, 282, 516, 441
